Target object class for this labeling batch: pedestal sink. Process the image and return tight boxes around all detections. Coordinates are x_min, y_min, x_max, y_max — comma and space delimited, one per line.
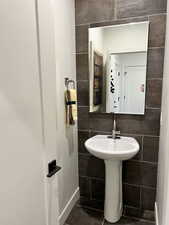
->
85, 135, 139, 223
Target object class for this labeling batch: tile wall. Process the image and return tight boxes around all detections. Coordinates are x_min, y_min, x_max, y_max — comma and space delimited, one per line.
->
75, 0, 167, 221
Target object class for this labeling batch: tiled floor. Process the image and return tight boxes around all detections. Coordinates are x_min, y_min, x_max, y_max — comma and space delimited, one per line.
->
65, 205, 155, 225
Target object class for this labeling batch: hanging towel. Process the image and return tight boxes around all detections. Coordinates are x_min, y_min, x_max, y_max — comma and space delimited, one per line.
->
69, 89, 77, 121
65, 88, 77, 125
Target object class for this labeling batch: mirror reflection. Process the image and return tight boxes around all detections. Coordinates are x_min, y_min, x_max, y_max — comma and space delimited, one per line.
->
89, 22, 149, 115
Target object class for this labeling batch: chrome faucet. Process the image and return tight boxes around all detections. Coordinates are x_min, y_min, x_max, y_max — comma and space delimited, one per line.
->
112, 118, 120, 139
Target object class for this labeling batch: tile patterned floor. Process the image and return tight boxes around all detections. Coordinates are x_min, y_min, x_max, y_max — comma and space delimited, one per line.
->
65, 205, 155, 225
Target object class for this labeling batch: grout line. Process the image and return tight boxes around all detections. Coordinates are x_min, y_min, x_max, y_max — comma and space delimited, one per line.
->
147, 78, 163, 80
123, 182, 156, 190
80, 175, 105, 182
145, 107, 161, 110
120, 133, 159, 138
148, 46, 165, 49
140, 185, 142, 210
76, 51, 88, 54
76, 52, 88, 55
77, 80, 89, 82
79, 150, 158, 164
148, 12, 167, 18
80, 175, 157, 190
79, 129, 160, 138
78, 129, 160, 138
129, 159, 158, 165
78, 129, 90, 132
75, 12, 167, 26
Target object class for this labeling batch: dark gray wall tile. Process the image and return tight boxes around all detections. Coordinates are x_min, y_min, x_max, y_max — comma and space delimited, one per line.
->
124, 206, 155, 221
78, 130, 90, 154
79, 176, 91, 199
79, 154, 88, 177
141, 162, 157, 188
149, 14, 166, 48
117, 109, 160, 136
146, 79, 162, 108
147, 48, 164, 78
141, 187, 156, 210
79, 154, 105, 179
79, 197, 104, 211
123, 161, 157, 187
123, 206, 142, 219
78, 107, 89, 130
75, 0, 115, 25
91, 179, 105, 201
77, 81, 89, 106
75, 0, 166, 219
117, 0, 167, 19
123, 184, 141, 208
76, 54, 89, 81
123, 161, 141, 185
143, 136, 159, 162
89, 114, 113, 132
76, 25, 88, 53
89, 131, 112, 137
140, 209, 155, 221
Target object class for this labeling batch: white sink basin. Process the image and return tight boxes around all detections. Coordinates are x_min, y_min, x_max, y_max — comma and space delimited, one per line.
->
85, 135, 139, 223
85, 135, 139, 161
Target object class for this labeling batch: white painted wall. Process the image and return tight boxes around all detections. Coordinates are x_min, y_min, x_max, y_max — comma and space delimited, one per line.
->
0, 0, 78, 225
0, 1, 46, 225
52, 0, 79, 223
103, 22, 149, 54
89, 28, 104, 53
89, 22, 149, 57
156, 2, 169, 225
36, 0, 60, 224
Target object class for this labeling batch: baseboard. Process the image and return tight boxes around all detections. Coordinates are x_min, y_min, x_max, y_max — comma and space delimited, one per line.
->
59, 187, 80, 225
155, 202, 159, 225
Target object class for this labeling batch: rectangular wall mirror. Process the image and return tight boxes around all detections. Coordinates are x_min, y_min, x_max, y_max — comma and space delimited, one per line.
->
89, 21, 149, 115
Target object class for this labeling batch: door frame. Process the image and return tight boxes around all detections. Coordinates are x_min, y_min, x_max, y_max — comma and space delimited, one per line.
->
35, 0, 59, 224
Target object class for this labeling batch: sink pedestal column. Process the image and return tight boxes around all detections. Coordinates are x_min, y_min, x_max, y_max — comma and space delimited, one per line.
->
104, 160, 122, 223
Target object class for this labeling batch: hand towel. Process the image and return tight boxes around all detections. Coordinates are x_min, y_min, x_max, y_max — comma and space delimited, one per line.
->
65, 88, 77, 125
69, 89, 77, 121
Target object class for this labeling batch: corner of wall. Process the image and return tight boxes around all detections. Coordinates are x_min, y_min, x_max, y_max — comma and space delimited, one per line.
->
58, 187, 80, 225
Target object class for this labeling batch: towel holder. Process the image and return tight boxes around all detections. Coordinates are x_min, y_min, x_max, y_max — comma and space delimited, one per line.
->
65, 77, 75, 89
